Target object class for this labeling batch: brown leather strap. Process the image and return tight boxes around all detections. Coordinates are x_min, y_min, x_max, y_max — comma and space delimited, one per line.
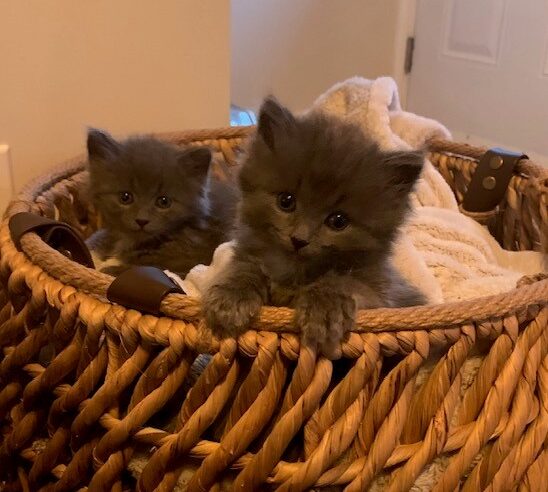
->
9, 212, 94, 268
107, 266, 183, 315
461, 148, 527, 213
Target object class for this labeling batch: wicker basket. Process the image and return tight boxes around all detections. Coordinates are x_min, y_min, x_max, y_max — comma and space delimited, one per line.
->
0, 126, 547, 492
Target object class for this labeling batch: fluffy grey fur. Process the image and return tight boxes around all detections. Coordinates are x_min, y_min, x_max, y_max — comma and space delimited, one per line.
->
203, 97, 426, 355
86, 129, 237, 276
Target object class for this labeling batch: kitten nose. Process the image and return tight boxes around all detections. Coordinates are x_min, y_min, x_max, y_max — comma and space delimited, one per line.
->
291, 236, 309, 251
135, 218, 149, 228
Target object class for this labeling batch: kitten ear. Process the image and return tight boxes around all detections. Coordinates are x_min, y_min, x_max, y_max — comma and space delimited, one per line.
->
87, 128, 120, 161
257, 96, 296, 151
383, 149, 425, 194
179, 146, 212, 180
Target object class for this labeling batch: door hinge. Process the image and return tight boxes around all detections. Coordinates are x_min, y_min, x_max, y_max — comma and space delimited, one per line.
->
404, 36, 415, 74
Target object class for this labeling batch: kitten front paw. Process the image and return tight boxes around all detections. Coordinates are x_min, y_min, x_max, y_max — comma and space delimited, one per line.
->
202, 283, 264, 338
294, 287, 356, 358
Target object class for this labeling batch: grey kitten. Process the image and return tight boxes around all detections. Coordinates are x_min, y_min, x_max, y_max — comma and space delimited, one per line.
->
202, 97, 426, 355
86, 129, 237, 276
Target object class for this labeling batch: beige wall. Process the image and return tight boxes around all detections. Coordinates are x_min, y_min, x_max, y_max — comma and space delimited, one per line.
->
231, 0, 404, 112
0, 1, 230, 195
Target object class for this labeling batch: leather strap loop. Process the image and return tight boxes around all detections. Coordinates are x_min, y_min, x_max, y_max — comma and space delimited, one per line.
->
107, 266, 183, 315
8, 212, 94, 268
461, 148, 527, 213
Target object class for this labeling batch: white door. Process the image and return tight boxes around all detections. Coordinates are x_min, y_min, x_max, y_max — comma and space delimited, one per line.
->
407, 0, 548, 165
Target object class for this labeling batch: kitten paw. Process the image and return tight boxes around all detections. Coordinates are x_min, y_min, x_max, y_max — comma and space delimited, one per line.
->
294, 287, 356, 358
202, 283, 264, 338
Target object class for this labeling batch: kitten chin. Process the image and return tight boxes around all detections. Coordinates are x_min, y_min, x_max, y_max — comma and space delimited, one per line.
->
86, 129, 238, 277
203, 96, 426, 356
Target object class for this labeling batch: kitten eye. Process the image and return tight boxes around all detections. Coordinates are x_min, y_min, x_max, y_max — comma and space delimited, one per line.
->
277, 192, 296, 212
119, 191, 133, 205
325, 212, 349, 231
155, 196, 172, 209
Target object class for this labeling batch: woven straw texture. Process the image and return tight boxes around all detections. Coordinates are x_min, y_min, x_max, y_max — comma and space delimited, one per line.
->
0, 127, 547, 491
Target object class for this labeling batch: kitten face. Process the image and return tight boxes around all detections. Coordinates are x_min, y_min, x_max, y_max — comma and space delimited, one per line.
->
87, 130, 211, 240
237, 97, 424, 282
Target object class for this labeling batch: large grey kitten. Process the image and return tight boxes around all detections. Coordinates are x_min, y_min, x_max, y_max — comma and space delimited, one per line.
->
202, 97, 426, 355
86, 129, 237, 276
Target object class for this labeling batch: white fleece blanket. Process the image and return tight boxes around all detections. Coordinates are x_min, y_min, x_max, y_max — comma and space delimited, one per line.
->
172, 76, 546, 304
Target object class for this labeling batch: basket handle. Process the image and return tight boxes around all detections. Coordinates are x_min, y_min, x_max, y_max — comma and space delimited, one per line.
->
9, 212, 94, 268
107, 266, 183, 315
461, 147, 527, 213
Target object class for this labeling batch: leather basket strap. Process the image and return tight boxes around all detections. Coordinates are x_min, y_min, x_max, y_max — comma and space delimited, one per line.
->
9, 212, 94, 268
107, 266, 183, 315
461, 147, 527, 213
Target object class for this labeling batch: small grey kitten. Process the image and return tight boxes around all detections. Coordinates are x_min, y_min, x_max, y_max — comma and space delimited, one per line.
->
202, 97, 426, 355
86, 129, 237, 277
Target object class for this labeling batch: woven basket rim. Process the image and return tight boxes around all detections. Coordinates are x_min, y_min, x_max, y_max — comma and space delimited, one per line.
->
2, 127, 547, 332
